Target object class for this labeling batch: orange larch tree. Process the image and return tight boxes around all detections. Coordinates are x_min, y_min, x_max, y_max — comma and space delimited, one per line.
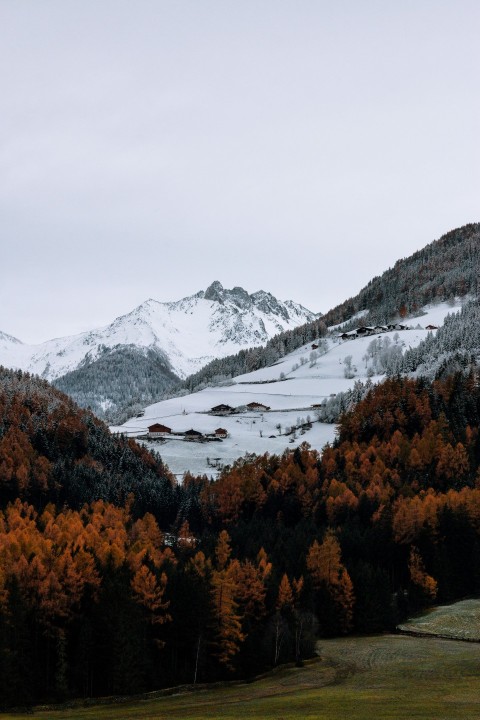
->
306, 531, 354, 633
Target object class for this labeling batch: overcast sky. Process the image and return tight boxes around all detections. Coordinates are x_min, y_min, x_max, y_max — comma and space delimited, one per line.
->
1, 1, 479, 343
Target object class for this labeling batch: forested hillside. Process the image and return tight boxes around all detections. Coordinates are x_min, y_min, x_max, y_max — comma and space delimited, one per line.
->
183, 223, 479, 393
322, 222, 480, 327
54, 346, 181, 425
397, 299, 480, 378
2, 365, 480, 706
0, 367, 176, 520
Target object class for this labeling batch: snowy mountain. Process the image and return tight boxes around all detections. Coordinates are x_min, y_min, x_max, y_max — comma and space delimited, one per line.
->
0, 282, 315, 382
0, 283, 316, 419
0, 331, 23, 352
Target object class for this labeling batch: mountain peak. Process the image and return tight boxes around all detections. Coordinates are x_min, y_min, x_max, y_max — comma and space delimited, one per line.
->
204, 281, 252, 308
204, 281, 224, 301
200, 282, 315, 320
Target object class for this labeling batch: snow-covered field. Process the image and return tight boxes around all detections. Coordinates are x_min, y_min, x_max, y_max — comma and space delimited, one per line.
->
112, 301, 462, 479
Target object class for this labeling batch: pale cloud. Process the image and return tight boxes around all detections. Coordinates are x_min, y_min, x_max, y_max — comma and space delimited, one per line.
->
1, 1, 479, 343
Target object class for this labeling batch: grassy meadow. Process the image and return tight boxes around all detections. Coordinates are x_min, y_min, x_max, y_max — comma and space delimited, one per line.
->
3, 633, 480, 720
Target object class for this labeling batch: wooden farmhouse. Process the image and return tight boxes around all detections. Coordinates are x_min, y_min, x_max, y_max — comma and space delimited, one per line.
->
210, 404, 235, 415
356, 326, 376, 336
341, 322, 411, 341
426, 324, 438, 330
246, 402, 271, 412
214, 428, 228, 438
184, 429, 204, 441
147, 423, 172, 438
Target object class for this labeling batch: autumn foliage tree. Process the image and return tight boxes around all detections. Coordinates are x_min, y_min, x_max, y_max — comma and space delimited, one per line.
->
210, 531, 244, 670
307, 532, 354, 634
408, 546, 438, 602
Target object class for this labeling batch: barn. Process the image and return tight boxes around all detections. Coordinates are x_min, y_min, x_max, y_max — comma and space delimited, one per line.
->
184, 429, 204, 441
148, 423, 172, 438
246, 402, 271, 412
210, 404, 235, 415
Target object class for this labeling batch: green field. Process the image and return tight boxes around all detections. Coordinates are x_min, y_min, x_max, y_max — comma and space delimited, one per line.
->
4, 633, 480, 720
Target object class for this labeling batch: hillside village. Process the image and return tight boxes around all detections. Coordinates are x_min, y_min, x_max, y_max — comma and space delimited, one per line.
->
112, 301, 453, 477
141, 401, 271, 441
340, 322, 438, 340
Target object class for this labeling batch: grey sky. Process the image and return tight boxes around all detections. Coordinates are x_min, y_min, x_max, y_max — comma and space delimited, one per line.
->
1, 1, 479, 343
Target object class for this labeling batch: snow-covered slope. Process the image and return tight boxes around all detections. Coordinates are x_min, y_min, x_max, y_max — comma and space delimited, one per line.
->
0, 331, 24, 352
113, 300, 460, 478
0, 282, 315, 381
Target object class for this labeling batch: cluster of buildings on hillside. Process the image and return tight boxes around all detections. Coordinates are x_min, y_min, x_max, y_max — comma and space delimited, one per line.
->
142, 401, 272, 441
145, 424, 229, 441
208, 401, 270, 415
339, 323, 438, 341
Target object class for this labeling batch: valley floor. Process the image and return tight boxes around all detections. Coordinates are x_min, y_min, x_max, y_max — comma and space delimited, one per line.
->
7, 634, 480, 720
